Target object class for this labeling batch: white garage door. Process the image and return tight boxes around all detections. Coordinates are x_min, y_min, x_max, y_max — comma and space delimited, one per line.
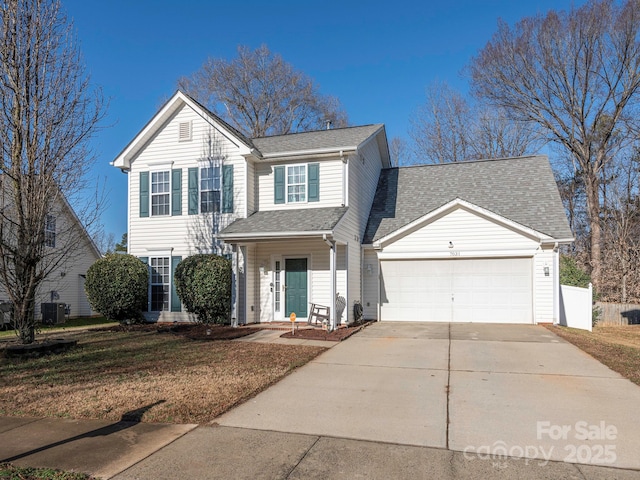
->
380, 258, 533, 323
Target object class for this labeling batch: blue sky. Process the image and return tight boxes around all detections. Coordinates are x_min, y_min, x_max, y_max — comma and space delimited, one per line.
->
62, 0, 586, 242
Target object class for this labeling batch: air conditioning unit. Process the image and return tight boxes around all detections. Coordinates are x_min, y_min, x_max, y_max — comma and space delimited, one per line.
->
41, 303, 66, 325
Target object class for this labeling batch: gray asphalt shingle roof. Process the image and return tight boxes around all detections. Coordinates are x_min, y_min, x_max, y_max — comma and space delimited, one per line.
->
251, 124, 384, 156
363, 156, 573, 243
220, 207, 348, 237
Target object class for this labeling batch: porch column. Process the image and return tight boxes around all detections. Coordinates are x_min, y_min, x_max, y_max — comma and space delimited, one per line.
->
329, 241, 337, 331
231, 244, 239, 327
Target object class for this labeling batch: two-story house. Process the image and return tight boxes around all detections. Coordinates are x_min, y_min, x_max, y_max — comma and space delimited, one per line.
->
113, 91, 573, 327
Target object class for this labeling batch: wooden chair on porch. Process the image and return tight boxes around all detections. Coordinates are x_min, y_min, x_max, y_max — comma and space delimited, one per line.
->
308, 294, 347, 326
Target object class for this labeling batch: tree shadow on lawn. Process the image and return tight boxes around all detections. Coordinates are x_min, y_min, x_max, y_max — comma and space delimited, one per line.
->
0, 401, 166, 464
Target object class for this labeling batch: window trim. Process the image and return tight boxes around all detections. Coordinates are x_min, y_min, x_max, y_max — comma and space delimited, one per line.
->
149, 256, 170, 312
150, 170, 171, 216
285, 163, 307, 204
45, 214, 56, 248
199, 163, 221, 214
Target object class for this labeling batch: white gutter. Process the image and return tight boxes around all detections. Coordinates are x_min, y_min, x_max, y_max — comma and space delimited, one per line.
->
219, 230, 332, 240
541, 237, 575, 245
258, 146, 358, 159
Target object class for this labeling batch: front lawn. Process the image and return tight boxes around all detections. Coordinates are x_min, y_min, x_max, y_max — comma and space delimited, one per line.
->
544, 325, 640, 386
0, 329, 325, 424
0, 463, 94, 479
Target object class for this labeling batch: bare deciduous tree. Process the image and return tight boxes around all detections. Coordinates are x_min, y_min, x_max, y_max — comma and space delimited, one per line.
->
389, 136, 409, 166
600, 153, 640, 302
178, 45, 348, 138
0, 0, 105, 343
409, 81, 541, 164
410, 82, 472, 164
469, 0, 640, 288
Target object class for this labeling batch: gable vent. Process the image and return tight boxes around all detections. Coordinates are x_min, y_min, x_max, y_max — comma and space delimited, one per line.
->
179, 121, 192, 142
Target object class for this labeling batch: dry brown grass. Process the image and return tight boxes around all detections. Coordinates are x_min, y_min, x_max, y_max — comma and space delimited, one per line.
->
0, 330, 325, 424
544, 325, 640, 386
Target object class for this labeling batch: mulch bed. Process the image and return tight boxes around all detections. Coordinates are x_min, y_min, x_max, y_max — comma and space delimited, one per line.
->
280, 321, 371, 342
94, 322, 259, 340
3, 338, 78, 358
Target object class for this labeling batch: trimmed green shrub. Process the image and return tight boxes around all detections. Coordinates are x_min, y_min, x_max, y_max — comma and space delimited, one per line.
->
85, 254, 148, 323
174, 254, 231, 324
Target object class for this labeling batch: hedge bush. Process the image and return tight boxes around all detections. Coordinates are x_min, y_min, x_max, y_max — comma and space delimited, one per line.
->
174, 254, 231, 324
559, 255, 591, 288
85, 254, 148, 323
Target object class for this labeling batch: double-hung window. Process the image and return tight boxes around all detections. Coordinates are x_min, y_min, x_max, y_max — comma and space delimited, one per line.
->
45, 215, 56, 248
274, 163, 319, 205
200, 164, 221, 213
287, 165, 306, 203
150, 257, 170, 311
151, 171, 170, 216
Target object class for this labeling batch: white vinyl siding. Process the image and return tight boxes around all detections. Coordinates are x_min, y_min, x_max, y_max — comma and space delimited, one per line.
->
129, 104, 246, 255
362, 248, 379, 320
247, 160, 255, 215
255, 159, 343, 211
333, 139, 386, 322
21, 203, 101, 318
381, 207, 539, 254
534, 249, 557, 323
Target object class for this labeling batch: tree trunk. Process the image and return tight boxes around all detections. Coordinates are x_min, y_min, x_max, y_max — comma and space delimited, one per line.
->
16, 300, 35, 344
585, 172, 602, 290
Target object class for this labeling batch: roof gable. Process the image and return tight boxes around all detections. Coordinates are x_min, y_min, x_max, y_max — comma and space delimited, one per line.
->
374, 198, 549, 249
112, 91, 254, 170
364, 156, 574, 244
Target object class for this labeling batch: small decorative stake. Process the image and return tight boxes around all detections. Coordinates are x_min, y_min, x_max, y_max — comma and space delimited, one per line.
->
290, 312, 296, 335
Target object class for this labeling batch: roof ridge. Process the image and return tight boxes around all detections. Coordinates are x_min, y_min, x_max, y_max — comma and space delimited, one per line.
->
393, 155, 546, 170
251, 123, 383, 140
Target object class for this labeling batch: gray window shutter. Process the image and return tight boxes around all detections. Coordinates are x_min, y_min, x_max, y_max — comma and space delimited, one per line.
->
171, 256, 182, 312
139, 172, 149, 217
188, 167, 198, 215
171, 169, 182, 216
308, 163, 319, 202
274, 166, 285, 204
222, 164, 234, 213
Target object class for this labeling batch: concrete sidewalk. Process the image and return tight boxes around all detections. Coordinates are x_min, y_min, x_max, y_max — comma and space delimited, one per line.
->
1, 418, 639, 479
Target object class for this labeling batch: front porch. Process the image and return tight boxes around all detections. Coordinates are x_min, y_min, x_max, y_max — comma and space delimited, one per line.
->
231, 237, 348, 327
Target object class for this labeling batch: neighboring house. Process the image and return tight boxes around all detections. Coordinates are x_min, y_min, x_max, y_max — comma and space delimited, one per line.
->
0, 194, 101, 319
113, 90, 573, 326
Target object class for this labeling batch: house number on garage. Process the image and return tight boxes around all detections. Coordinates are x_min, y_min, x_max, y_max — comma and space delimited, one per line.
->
450, 250, 460, 256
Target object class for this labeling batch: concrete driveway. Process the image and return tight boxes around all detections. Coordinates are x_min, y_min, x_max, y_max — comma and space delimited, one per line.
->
217, 322, 640, 470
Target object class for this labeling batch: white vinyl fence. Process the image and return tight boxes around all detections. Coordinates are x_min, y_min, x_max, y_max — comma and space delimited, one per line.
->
559, 283, 592, 332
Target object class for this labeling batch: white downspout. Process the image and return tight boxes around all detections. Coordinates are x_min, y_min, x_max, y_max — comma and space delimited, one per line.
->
553, 243, 559, 325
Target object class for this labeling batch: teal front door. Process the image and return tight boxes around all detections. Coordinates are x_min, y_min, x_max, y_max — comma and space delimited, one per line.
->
285, 258, 308, 318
